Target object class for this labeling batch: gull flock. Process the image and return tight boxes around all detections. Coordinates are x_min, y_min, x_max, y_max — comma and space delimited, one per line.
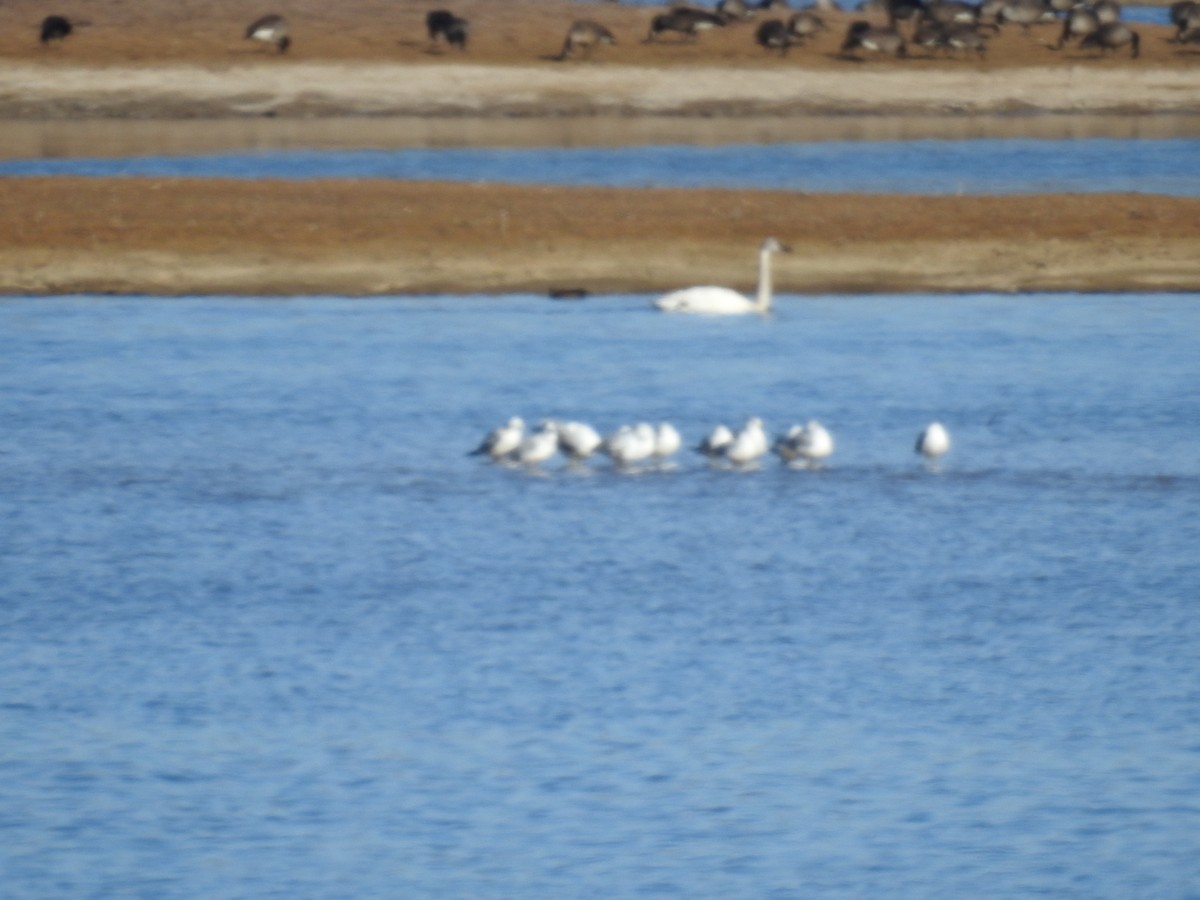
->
471, 417, 951, 470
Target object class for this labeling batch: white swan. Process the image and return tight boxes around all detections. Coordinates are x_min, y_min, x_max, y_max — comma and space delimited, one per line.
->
470, 416, 524, 459
915, 421, 951, 460
654, 237, 791, 315
775, 419, 835, 466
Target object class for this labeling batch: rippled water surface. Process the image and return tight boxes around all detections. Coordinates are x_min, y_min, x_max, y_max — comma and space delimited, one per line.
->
2, 294, 1199, 897
4, 137, 1199, 194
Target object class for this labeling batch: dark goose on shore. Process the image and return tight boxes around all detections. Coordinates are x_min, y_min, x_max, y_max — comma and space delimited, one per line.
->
246, 14, 291, 53
557, 20, 616, 60
40, 15, 73, 44
426, 10, 469, 49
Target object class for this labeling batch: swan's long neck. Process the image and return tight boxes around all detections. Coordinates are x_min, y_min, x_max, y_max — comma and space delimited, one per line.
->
754, 248, 774, 312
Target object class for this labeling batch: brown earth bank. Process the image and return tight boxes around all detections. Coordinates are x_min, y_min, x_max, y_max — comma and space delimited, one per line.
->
3, 178, 1199, 296
1, 0, 1199, 117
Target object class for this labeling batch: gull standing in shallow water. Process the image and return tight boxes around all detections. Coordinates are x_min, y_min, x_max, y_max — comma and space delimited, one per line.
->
556, 420, 603, 462
915, 421, 951, 463
696, 423, 734, 459
775, 419, 835, 467
725, 417, 769, 467
601, 423, 657, 469
469, 416, 524, 460
654, 238, 791, 315
653, 422, 683, 463
513, 420, 560, 466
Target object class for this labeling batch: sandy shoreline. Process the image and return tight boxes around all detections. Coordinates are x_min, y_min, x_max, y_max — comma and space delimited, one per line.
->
3, 0, 1200, 119
6, 62, 1200, 119
4, 179, 1199, 297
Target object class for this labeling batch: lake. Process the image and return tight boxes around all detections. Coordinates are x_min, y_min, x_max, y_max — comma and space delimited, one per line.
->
2, 293, 1198, 897
3, 137, 1199, 195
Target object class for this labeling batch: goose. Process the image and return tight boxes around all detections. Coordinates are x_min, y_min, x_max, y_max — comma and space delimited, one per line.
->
654, 422, 683, 460
919, 0, 987, 26
40, 15, 74, 44
787, 10, 828, 42
513, 420, 560, 466
1092, 0, 1121, 23
996, 0, 1054, 34
885, 0, 928, 24
696, 423, 734, 458
1078, 20, 1139, 56
775, 420, 835, 466
915, 421, 951, 460
426, 9, 468, 49
913, 17, 951, 51
977, 0, 1009, 26
1171, 1, 1200, 40
940, 22, 989, 54
718, 0, 758, 19
915, 18, 979, 55
469, 416, 525, 459
647, 7, 727, 41
654, 237, 791, 315
246, 14, 291, 53
755, 19, 793, 52
558, 20, 617, 60
841, 21, 908, 57
556, 420, 603, 461
1053, 4, 1099, 48
601, 423, 657, 467
726, 417, 770, 466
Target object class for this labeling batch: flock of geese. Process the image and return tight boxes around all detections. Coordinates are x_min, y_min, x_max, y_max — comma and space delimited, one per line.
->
471, 416, 952, 470
32, 0, 1200, 59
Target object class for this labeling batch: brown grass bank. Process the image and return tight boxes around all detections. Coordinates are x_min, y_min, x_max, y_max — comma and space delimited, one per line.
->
3, 178, 1198, 296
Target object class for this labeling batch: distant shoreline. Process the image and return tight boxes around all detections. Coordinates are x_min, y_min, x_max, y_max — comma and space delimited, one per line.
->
5, 0, 1199, 297
4, 179, 1199, 297
5, 62, 1200, 121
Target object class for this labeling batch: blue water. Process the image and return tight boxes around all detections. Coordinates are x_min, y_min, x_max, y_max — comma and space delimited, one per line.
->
4, 137, 1199, 194
2, 294, 1199, 897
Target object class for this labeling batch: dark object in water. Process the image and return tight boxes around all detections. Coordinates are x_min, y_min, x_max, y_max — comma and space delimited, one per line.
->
549, 288, 590, 300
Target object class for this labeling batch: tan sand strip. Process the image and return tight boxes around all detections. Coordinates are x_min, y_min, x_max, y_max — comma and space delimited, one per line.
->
2, 178, 1198, 296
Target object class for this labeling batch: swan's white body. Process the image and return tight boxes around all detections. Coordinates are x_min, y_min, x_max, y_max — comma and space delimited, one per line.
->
602, 423, 657, 467
697, 423, 734, 458
654, 237, 791, 315
915, 421, 951, 459
471, 416, 524, 459
776, 420, 834, 465
726, 417, 769, 465
556, 420, 603, 460
514, 421, 560, 465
